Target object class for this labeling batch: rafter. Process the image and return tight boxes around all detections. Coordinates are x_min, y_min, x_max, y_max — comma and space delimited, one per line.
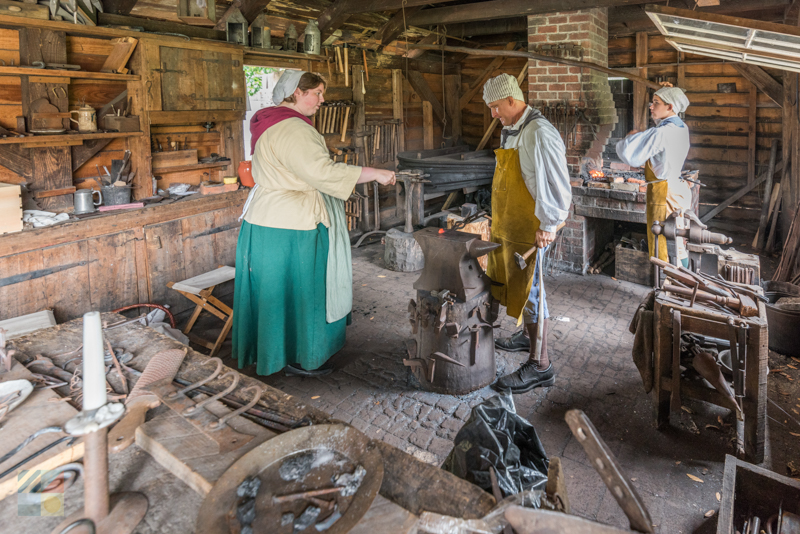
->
377, 7, 422, 48
348, 0, 454, 15
409, 0, 655, 26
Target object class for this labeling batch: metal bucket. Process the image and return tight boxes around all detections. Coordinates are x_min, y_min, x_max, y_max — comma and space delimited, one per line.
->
764, 280, 800, 358
101, 185, 132, 206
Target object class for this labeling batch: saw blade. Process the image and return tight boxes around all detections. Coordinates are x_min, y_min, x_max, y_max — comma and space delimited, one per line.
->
127, 348, 187, 403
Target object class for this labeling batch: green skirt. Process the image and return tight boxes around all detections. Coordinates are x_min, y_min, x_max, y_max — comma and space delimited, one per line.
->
232, 221, 347, 376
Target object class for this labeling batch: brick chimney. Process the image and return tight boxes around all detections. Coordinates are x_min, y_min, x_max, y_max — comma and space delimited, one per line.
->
527, 8, 617, 176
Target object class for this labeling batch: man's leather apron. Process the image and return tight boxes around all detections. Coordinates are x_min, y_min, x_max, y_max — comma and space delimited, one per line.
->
486, 146, 540, 320
645, 160, 668, 261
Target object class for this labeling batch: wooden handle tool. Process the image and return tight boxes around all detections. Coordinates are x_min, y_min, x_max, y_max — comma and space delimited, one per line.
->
363, 49, 369, 82
344, 44, 349, 87
341, 106, 350, 143
108, 348, 187, 453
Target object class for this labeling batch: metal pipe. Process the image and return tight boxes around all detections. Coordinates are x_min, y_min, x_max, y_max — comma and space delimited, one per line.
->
83, 429, 109, 524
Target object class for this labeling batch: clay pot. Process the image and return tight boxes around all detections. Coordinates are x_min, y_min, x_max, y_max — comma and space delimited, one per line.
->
238, 160, 254, 187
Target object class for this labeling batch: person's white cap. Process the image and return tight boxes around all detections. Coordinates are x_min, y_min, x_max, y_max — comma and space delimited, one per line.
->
273, 70, 306, 103
654, 86, 690, 114
483, 73, 525, 105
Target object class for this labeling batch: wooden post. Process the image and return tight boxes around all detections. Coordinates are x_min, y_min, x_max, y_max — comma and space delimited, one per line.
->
444, 73, 462, 146
423, 101, 434, 150
19, 28, 72, 210
392, 69, 405, 152
353, 64, 371, 231
747, 81, 757, 185
783, 72, 797, 244
633, 31, 649, 132
128, 42, 152, 200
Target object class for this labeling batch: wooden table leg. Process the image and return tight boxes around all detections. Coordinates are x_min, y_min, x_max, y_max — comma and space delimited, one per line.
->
744, 304, 768, 463
653, 301, 671, 429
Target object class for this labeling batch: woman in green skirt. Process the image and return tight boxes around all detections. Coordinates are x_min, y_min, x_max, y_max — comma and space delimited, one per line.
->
233, 70, 396, 377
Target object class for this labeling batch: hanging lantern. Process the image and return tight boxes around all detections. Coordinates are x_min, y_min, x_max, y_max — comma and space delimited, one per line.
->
284, 24, 298, 52
251, 13, 271, 49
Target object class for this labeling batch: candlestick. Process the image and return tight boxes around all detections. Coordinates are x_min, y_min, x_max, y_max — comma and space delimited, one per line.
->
82, 311, 107, 411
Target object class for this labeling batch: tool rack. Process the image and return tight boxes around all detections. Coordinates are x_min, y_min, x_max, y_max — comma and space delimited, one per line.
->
652, 293, 768, 462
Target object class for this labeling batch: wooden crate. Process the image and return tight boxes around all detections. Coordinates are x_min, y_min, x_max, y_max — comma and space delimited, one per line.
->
152, 149, 198, 170
0, 183, 22, 235
615, 243, 652, 285
717, 454, 800, 534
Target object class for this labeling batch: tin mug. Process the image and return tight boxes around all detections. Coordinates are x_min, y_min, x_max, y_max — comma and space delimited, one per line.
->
74, 189, 102, 214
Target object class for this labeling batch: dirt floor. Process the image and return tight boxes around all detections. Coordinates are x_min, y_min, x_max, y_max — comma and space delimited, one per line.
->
3, 240, 799, 533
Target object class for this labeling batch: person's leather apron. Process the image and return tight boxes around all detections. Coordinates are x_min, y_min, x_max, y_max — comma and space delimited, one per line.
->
645, 160, 669, 261
486, 145, 540, 320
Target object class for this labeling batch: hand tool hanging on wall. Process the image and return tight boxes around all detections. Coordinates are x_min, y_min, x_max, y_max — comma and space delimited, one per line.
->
343, 43, 349, 87
362, 49, 369, 82
335, 46, 342, 73
325, 48, 332, 79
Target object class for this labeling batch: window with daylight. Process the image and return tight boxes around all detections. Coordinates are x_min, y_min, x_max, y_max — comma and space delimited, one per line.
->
647, 5, 800, 73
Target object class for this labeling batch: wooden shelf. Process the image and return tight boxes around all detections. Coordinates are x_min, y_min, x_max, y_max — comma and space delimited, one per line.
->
0, 131, 142, 146
0, 66, 140, 81
244, 47, 331, 63
152, 161, 230, 174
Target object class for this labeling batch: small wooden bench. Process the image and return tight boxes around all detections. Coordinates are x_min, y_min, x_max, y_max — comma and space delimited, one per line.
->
168, 266, 235, 357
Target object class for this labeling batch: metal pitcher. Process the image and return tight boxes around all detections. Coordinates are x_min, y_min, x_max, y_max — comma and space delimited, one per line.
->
69, 105, 97, 132
74, 189, 102, 214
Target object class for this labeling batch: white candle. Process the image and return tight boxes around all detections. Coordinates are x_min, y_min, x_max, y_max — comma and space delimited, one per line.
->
82, 311, 107, 411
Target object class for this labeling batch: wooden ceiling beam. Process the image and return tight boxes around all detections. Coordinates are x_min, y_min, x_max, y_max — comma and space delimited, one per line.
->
348, 0, 454, 15
409, 0, 655, 27
732, 63, 784, 107
377, 7, 422, 48
318, 0, 354, 39
403, 33, 438, 60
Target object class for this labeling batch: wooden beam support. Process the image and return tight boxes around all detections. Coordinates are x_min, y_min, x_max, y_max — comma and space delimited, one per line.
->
403, 34, 438, 60
318, 0, 353, 37
392, 69, 405, 152
0, 145, 31, 180
732, 63, 783, 107
377, 7, 422, 48
408, 43, 661, 90
422, 101, 434, 150
747, 81, 757, 184
404, 70, 445, 123
99, 13, 226, 40
349, 0, 453, 14
444, 73, 462, 146
700, 160, 784, 223
409, 0, 653, 26
633, 31, 649, 132
459, 42, 515, 110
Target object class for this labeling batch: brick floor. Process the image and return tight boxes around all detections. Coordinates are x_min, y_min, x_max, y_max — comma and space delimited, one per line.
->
230, 243, 799, 534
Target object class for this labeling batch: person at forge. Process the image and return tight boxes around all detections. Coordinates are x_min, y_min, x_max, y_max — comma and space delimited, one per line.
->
233, 71, 395, 377
483, 74, 572, 393
616, 85, 693, 265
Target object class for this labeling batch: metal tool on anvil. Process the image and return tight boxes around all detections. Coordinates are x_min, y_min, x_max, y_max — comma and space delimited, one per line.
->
107, 348, 187, 453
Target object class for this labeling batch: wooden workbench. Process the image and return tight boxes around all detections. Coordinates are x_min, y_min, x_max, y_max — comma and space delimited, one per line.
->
8, 313, 495, 523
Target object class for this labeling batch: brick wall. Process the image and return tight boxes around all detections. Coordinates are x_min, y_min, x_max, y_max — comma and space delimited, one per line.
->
528, 9, 617, 175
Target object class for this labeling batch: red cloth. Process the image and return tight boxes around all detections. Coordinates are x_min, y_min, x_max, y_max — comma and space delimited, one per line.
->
250, 106, 313, 154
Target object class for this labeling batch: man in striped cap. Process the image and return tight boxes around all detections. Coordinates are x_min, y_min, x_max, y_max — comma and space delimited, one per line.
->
482, 73, 572, 393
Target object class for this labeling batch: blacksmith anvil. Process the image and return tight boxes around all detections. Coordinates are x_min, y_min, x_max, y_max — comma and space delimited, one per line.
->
405, 228, 501, 395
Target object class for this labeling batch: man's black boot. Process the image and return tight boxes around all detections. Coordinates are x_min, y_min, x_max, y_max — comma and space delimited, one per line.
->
493, 362, 554, 393
494, 329, 530, 352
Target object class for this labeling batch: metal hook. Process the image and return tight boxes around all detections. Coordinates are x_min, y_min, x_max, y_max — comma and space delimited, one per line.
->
167, 357, 222, 399
207, 385, 263, 430
51, 87, 66, 99
182, 371, 239, 416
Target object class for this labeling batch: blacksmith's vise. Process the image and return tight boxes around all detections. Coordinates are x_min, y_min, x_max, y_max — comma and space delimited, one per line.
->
404, 227, 501, 395
652, 210, 733, 282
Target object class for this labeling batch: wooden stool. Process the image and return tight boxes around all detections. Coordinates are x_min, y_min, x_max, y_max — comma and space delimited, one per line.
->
653, 292, 768, 463
168, 266, 236, 357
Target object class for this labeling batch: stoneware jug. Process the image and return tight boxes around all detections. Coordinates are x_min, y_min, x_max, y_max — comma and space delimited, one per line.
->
74, 188, 102, 214
70, 105, 97, 132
